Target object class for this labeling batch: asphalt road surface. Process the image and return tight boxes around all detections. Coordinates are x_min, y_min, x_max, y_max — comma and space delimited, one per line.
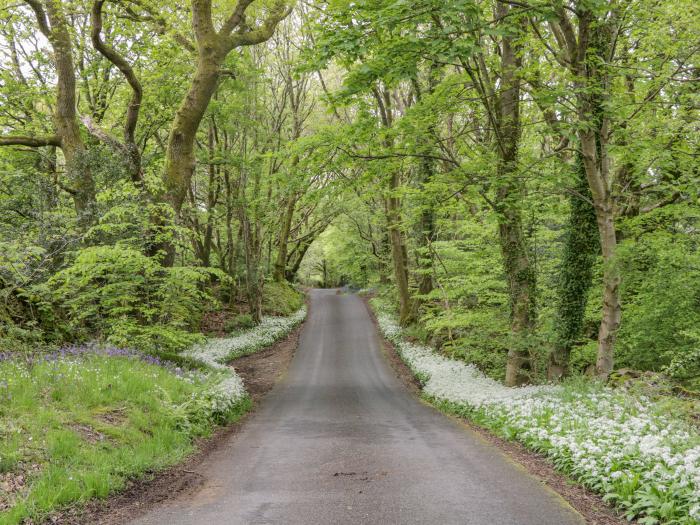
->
133, 289, 584, 525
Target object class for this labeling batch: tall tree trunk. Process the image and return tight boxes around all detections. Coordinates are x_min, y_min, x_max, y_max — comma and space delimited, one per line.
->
494, 1, 535, 386
581, 126, 620, 379
498, 194, 536, 386
411, 67, 440, 299
164, 49, 223, 219
274, 192, 297, 281
575, 11, 621, 380
241, 212, 263, 323
16, 1, 97, 228
379, 230, 391, 285
417, 155, 436, 297
548, 152, 599, 379
385, 173, 414, 326
45, 1, 96, 227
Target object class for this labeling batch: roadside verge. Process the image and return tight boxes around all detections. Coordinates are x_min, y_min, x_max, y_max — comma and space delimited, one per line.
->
0, 306, 306, 525
364, 297, 700, 525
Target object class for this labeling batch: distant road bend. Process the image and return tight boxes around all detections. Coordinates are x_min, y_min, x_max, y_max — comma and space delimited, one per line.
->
134, 289, 584, 525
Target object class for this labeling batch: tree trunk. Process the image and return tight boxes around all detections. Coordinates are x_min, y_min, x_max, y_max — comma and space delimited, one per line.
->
240, 209, 263, 323
494, 1, 535, 386
274, 192, 296, 281
287, 237, 314, 281
498, 197, 536, 386
385, 173, 414, 326
40, 0, 96, 227
581, 127, 620, 379
164, 48, 223, 218
379, 230, 391, 285
575, 14, 621, 380
594, 203, 620, 378
417, 155, 436, 297
547, 152, 599, 380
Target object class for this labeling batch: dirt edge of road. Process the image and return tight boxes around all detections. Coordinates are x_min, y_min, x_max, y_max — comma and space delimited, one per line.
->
362, 297, 629, 525
54, 308, 306, 525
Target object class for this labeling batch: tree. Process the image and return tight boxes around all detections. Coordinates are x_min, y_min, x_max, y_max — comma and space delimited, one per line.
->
162, 0, 291, 223
1, 0, 96, 228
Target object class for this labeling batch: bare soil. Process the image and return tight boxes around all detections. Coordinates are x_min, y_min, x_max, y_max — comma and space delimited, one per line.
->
52, 318, 304, 525
362, 297, 630, 525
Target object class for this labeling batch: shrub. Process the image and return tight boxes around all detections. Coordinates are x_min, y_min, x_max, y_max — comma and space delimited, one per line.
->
616, 234, 700, 373
47, 246, 225, 353
262, 281, 304, 316
224, 314, 255, 333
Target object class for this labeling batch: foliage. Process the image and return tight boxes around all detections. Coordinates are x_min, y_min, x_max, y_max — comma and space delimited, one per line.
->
47, 246, 224, 353
616, 230, 700, 376
224, 314, 255, 333
261, 281, 304, 316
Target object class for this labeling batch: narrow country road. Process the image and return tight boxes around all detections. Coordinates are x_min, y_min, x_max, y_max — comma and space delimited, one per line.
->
133, 290, 584, 525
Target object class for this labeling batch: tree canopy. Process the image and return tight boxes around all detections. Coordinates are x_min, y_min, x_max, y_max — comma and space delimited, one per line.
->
1, 0, 699, 387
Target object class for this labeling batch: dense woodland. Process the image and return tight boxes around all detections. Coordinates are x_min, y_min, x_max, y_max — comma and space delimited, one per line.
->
0, 0, 698, 388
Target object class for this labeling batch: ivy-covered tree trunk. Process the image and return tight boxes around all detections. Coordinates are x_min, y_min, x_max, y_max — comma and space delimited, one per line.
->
548, 152, 599, 380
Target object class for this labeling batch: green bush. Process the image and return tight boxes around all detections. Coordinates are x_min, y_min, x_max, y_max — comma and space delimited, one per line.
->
616, 234, 700, 372
262, 281, 304, 316
224, 313, 255, 333
47, 246, 225, 353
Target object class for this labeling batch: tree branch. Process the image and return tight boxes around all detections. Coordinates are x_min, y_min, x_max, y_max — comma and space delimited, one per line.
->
79, 114, 126, 153
220, 0, 255, 36
24, 0, 51, 37
226, 1, 292, 50
91, 0, 143, 148
0, 135, 60, 147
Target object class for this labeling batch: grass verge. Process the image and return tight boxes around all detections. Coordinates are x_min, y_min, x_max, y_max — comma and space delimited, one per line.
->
0, 351, 249, 525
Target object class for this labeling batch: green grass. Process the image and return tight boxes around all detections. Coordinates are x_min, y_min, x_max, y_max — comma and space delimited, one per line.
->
0, 355, 248, 525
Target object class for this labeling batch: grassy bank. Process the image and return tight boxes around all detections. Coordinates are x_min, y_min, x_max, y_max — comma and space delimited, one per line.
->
0, 349, 249, 524
0, 296, 305, 525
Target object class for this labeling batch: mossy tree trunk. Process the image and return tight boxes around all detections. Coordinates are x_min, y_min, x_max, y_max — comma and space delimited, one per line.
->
550, 4, 621, 379
494, 1, 536, 386
161, 0, 290, 265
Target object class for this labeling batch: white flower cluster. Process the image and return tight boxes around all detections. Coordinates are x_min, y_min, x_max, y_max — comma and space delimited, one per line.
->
200, 373, 247, 418
375, 305, 700, 524
186, 307, 306, 420
185, 307, 307, 368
